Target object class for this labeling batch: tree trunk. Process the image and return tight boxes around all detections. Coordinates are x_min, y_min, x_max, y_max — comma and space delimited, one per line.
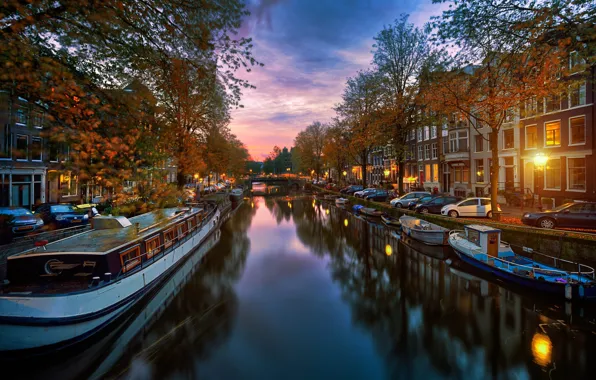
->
361, 150, 368, 189
176, 170, 185, 191
490, 129, 500, 221
398, 161, 405, 195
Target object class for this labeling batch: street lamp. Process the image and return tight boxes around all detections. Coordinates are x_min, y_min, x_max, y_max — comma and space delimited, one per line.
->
342, 170, 347, 176
383, 169, 390, 177
534, 153, 549, 210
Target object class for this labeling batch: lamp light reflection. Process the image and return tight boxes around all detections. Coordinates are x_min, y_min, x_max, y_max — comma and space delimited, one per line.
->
325, 209, 329, 215
385, 244, 393, 256
531, 333, 552, 367
344, 219, 348, 227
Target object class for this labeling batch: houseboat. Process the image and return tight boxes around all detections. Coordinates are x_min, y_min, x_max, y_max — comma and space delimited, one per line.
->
0, 202, 225, 352
448, 225, 596, 302
399, 216, 449, 246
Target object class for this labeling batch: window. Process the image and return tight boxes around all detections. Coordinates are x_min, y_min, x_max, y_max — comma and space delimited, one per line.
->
503, 129, 514, 149
31, 137, 42, 161
568, 157, 585, 191
432, 164, 439, 182
569, 116, 585, 145
145, 236, 161, 259
424, 144, 430, 160
15, 135, 27, 160
525, 125, 537, 149
545, 94, 561, 113
409, 129, 415, 141
425, 164, 431, 181
32, 112, 43, 129
417, 145, 423, 161
545, 121, 560, 146
504, 107, 514, 123
449, 130, 468, 153
454, 166, 469, 183
480, 199, 491, 206
545, 159, 561, 189
176, 222, 187, 238
524, 97, 541, 118
15, 106, 27, 125
475, 135, 483, 152
475, 159, 484, 183
431, 143, 438, 159
163, 227, 176, 249
1, 125, 10, 159
430, 126, 437, 139
569, 51, 584, 72
417, 128, 423, 142
120, 246, 141, 273
424, 126, 430, 140
59, 172, 78, 196
569, 82, 586, 107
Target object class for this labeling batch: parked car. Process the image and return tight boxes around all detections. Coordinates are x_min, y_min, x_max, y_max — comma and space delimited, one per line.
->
34, 203, 90, 230
343, 185, 363, 195
364, 190, 389, 202
408, 194, 437, 210
441, 197, 501, 218
521, 202, 596, 229
414, 196, 463, 214
354, 188, 377, 198
0, 207, 44, 235
390, 192, 431, 208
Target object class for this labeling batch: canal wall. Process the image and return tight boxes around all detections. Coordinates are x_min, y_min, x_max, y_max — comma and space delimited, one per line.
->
320, 188, 596, 266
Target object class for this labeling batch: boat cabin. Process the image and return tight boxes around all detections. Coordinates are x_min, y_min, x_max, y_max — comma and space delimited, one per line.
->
464, 225, 513, 258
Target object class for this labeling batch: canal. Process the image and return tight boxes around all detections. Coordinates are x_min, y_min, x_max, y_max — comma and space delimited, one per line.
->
5, 196, 596, 379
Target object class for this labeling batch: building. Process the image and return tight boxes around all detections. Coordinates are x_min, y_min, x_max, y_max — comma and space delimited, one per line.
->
443, 113, 471, 197
519, 67, 595, 205
0, 91, 48, 208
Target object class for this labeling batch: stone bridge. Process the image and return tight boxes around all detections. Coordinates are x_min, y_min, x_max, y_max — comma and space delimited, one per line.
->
248, 177, 305, 191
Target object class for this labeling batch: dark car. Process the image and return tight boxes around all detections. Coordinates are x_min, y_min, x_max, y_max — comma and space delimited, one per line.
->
414, 196, 463, 214
408, 194, 437, 210
0, 206, 44, 235
342, 185, 363, 195
34, 203, 90, 230
522, 202, 596, 229
364, 190, 389, 202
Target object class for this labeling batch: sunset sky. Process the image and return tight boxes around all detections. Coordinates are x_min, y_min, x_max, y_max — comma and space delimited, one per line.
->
230, 0, 446, 160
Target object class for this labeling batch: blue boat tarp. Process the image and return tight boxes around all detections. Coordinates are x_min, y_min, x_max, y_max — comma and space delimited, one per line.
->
352, 204, 364, 212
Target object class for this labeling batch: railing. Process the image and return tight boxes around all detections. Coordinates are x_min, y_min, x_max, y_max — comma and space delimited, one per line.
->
449, 230, 595, 281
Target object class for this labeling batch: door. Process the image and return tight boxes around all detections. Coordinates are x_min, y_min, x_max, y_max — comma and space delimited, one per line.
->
505, 167, 514, 190
457, 199, 479, 216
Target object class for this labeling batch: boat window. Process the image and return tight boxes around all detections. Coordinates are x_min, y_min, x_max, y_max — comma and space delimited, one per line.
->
177, 222, 186, 237
120, 245, 141, 273
188, 217, 196, 231
467, 229, 480, 245
164, 227, 176, 249
145, 235, 161, 259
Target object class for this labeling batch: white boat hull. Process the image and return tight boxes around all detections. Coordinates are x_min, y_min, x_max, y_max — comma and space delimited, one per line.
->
0, 208, 221, 352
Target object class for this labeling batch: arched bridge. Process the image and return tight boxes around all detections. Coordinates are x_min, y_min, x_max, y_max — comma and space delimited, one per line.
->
248, 177, 305, 191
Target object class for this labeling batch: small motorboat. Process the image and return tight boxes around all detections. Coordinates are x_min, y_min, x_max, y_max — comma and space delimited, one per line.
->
359, 207, 383, 218
399, 215, 449, 246
449, 225, 596, 302
229, 188, 244, 202
381, 214, 401, 228
335, 197, 349, 206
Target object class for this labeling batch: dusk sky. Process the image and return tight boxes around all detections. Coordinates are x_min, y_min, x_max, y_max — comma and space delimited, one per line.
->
230, 0, 446, 160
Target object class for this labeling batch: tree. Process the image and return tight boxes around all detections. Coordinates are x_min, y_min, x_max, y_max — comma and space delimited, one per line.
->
428, 1, 566, 220
322, 122, 352, 185
294, 122, 327, 179
335, 70, 386, 189
372, 15, 439, 194
1, 0, 260, 190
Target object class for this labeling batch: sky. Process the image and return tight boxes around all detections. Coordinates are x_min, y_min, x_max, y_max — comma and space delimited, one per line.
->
230, 0, 447, 160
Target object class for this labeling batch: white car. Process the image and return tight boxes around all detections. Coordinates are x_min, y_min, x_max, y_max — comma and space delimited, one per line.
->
441, 197, 501, 218
390, 192, 431, 208
354, 188, 377, 198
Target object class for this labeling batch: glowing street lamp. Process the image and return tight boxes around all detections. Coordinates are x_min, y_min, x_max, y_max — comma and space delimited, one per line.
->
342, 170, 347, 176
534, 152, 548, 168
383, 169, 390, 177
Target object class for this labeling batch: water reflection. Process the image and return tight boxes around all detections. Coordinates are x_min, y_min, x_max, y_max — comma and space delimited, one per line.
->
3, 197, 595, 379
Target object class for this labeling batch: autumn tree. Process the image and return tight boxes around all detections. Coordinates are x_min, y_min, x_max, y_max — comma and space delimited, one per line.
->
294, 122, 327, 179
428, 0, 567, 220
335, 70, 386, 189
372, 15, 438, 193
322, 122, 352, 185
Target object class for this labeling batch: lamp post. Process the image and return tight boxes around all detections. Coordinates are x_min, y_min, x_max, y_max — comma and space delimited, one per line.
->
534, 153, 548, 210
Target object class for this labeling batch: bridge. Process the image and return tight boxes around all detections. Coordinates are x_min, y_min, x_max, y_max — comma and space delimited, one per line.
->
247, 177, 305, 191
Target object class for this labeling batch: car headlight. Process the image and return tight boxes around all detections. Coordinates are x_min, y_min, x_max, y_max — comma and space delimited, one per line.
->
523, 213, 529, 218
36, 219, 44, 226
55, 215, 66, 221
83, 214, 89, 220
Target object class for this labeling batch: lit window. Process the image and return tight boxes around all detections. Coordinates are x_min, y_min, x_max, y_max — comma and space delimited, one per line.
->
475, 159, 484, 182
145, 236, 161, 259
544, 121, 560, 146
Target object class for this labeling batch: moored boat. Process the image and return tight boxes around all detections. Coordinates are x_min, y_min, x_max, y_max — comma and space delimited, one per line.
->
359, 207, 383, 218
352, 204, 364, 213
335, 197, 349, 206
448, 224, 596, 302
229, 188, 244, 202
381, 214, 401, 228
323, 194, 340, 201
0, 202, 225, 352
399, 215, 449, 246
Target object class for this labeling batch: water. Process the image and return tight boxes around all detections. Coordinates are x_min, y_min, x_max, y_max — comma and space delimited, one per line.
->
4, 196, 596, 379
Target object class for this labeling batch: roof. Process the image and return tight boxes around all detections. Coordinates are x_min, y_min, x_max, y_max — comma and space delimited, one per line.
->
465, 224, 501, 233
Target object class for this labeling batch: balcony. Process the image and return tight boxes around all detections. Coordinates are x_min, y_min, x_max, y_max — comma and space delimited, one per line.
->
444, 146, 469, 161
